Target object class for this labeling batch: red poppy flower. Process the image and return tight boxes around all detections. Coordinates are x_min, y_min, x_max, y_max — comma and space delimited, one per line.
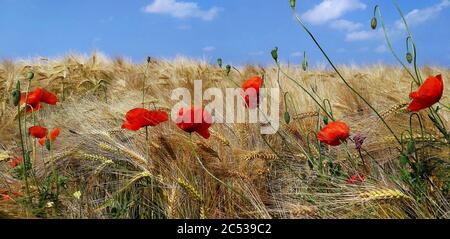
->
241, 76, 263, 109
176, 106, 212, 139
121, 108, 168, 131
317, 121, 350, 146
408, 74, 444, 112
38, 128, 60, 146
9, 156, 23, 168
28, 126, 47, 139
20, 88, 44, 112
20, 87, 57, 113
346, 174, 366, 184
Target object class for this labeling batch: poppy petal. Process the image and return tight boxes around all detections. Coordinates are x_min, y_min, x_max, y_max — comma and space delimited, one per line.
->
121, 121, 142, 131
41, 89, 58, 105
50, 128, 60, 141
29, 126, 47, 139
408, 74, 444, 112
38, 137, 46, 146
196, 125, 211, 139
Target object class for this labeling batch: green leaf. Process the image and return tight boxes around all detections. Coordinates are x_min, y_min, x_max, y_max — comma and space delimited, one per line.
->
407, 140, 415, 155
399, 154, 409, 167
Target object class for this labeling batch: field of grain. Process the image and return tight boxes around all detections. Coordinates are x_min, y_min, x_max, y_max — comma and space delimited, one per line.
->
0, 53, 448, 219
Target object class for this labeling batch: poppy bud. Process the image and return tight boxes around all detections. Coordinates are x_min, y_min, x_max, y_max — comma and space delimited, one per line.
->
290, 0, 296, 9
217, 58, 223, 68
271, 47, 278, 62
284, 111, 291, 124
323, 116, 329, 125
225, 65, 231, 76
26, 72, 34, 80
147, 56, 151, 64
302, 51, 308, 71
11, 89, 20, 106
45, 138, 51, 151
406, 52, 413, 64
370, 17, 377, 30
406, 140, 415, 155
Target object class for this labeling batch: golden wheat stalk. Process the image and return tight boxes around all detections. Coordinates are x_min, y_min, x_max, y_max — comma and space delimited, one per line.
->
358, 189, 412, 201
241, 151, 277, 161
379, 103, 408, 118
293, 111, 319, 120
177, 178, 203, 203
210, 130, 230, 147
383, 133, 440, 143
119, 171, 153, 192
166, 187, 177, 219
79, 152, 112, 163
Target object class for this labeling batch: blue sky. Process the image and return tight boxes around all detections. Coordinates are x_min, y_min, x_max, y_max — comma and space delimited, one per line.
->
0, 0, 449, 66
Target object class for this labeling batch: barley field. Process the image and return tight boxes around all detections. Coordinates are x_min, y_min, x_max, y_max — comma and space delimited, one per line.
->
0, 53, 448, 219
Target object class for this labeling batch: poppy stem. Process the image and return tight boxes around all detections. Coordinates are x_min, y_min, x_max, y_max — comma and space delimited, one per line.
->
276, 62, 333, 120
290, 8, 401, 146
373, 5, 418, 85
21, 78, 33, 206
142, 60, 151, 108
50, 143, 60, 206
15, 81, 31, 207
393, 1, 423, 85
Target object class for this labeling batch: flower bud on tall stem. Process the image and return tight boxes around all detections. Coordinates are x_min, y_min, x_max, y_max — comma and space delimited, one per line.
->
225, 65, 231, 76
302, 51, 308, 71
371, 6, 379, 30
271, 47, 279, 62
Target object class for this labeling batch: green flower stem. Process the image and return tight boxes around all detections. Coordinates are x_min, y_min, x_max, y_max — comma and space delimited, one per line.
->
276, 62, 334, 121
142, 61, 150, 107
394, 1, 422, 84
291, 8, 401, 146
22, 79, 33, 205
50, 144, 60, 205
374, 5, 418, 85
16, 81, 31, 205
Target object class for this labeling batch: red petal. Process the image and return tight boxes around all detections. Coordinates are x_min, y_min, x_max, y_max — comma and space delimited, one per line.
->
196, 125, 211, 139
317, 121, 350, 146
121, 120, 142, 131
20, 88, 43, 106
144, 111, 169, 126
41, 89, 58, 105
408, 74, 444, 112
38, 137, 46, 146
29, 126, 47, 139
50, 128, 60, 141
242, 76, 263, 91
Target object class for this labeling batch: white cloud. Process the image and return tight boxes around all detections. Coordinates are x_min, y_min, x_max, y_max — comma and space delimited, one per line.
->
374, 44, 387, 53
302, 0, 366, 25
202, 46, 215, 52
395, 0, 450, 29
330, 19, 363, 31
143, 0, 221, 21
290, 52, 303, 57
345, 29, 381, 42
